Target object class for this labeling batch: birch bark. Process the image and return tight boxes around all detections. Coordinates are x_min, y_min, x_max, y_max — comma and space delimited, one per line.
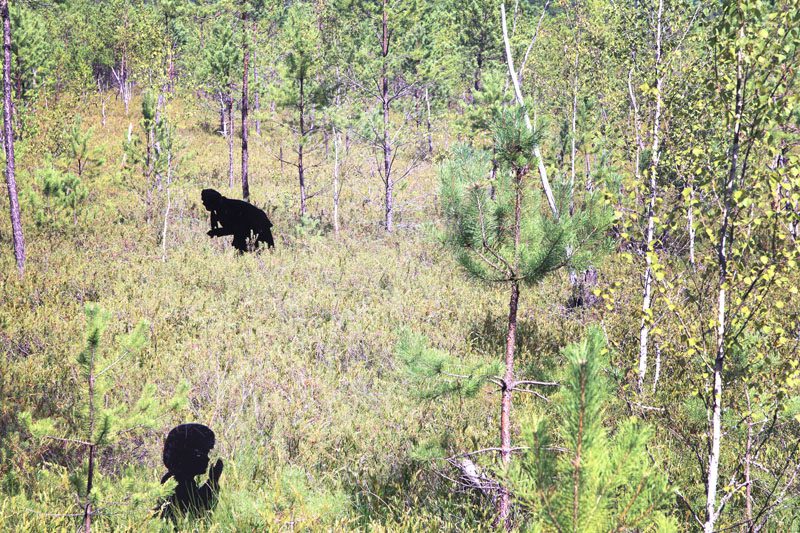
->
637, 0, 663, 393
704, 19, 744, 533
1, 0, 24, 275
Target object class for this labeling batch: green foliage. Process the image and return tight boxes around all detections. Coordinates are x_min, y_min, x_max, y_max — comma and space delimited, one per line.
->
282, 3, 321, 87
19, 304, 187, 519
24, 165, 88, 229
203, 20, 242, 94
123, 91, 177, 184
66, 117, 105, 179
462, 69, 506, 143
9, 7, 54, 101
273, 2, 329, 132
294, 213, 327, 237
3, 0, 800, 529
510, 328, 676, 532
439, 113, 611, 285
396, 328, 501, 400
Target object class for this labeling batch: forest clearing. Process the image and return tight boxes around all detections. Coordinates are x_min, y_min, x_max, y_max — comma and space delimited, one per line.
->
1, 0, 799, 531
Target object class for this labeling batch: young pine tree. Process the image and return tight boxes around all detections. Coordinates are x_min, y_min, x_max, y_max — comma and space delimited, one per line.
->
509, 328, 676, 532
439, 108, 611, 527
21, 304, 187, 532
204, 21, 242, 190
275, 1, 327, 218
67, 117, 105, 180
123, 91, 176, 223
26, 165, 88, 228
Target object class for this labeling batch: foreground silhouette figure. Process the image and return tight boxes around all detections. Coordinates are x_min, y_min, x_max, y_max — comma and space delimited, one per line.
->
201, 188, 274, 252
157, 423, 223, 521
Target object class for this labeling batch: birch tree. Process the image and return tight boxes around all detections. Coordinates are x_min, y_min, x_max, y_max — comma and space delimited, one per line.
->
637, 0, 663, 394
2, 0, 24, 275
644, 2, 800, 529
701, 3, 800, 529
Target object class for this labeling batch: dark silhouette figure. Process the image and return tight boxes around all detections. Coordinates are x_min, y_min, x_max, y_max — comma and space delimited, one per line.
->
201, 188, 274, 252
157, 423, 223, 521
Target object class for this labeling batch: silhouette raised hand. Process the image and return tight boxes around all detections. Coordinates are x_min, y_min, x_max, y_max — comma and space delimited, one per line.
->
157, 423, 223, 521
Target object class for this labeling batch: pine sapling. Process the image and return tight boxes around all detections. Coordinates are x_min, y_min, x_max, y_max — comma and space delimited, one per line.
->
439, 108, 611, 527
21, 304, 188, 532
509, 328, 676, 532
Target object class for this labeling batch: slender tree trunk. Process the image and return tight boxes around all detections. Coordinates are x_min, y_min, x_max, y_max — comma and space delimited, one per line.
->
498, 279, 518, 528
253, 47, 261, 136
145, 117, 154, 223
474, 50, 483, 92
122, 52, 130, 115
98, 79, 107, 128
83, 346, 96, 533
704, 20, 744, 533
569, 42, 579, 216
425, 86, 433, 156
1, 0, 24, 276
628, 62, 645, 204
637, 0, 663, 394
219, 93, 226, 135
501, 3, 559, 219
162, 149, 172, 262
585, 151, 592, 191
333, 126, 340, 235
381, 0, 393, 232
568, 39, 580, 287
168, 48, 175, 92
227, 93, 234, 189
298, 76, 307, 216
154, 91, 165, 191
652, 341, 661, 393
241, 4, 250, 200
84, 444, 94, 533
744, 389, 753, 529
498, 166, 524, 530
688, 176, 696, 271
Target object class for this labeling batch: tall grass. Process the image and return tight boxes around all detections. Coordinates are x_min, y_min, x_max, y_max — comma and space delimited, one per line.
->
1, 92, 596, 530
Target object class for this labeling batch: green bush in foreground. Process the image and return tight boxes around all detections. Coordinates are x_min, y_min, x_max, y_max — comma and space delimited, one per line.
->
509, 328, 675, 532
19, 304, 187, 531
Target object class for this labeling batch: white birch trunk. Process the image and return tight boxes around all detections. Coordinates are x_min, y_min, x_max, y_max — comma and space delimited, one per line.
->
501, 3, 559, 220
637, 0, 663, 393
704, 20, 745, 533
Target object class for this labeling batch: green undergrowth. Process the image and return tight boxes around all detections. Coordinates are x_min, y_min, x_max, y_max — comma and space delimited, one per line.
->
1, 96, 598, 530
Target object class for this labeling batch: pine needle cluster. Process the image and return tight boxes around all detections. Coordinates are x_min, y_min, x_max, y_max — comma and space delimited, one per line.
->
439, 110, 611, 285
396, 328, 501, 400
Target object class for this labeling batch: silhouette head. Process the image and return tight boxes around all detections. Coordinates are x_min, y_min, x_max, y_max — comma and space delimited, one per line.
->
201, 189, 223, 212
162, 423, 216, 482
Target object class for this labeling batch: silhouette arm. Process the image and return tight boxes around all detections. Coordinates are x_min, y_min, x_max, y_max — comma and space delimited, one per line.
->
207, 227, 233, 237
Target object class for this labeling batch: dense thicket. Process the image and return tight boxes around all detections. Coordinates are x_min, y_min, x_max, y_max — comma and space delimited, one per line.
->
1, 0, 799, 531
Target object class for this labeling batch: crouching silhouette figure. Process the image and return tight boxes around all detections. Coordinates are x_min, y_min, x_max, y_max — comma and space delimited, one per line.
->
201, 188, 275, 252
157, 423, 223, 521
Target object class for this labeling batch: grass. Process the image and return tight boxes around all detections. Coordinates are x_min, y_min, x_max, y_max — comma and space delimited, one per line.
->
0, 91, 603, 531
